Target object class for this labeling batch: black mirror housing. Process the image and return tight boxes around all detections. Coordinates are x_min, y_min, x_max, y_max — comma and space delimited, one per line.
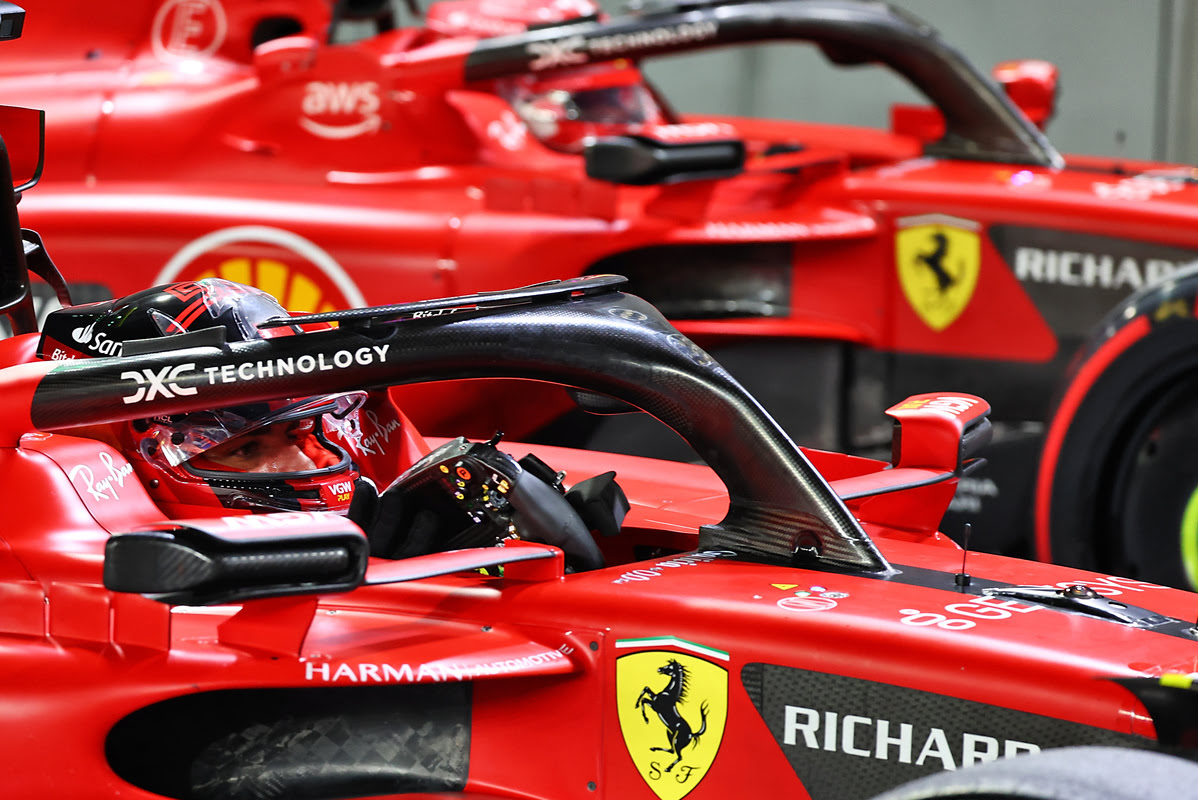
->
104, 513, 370, 605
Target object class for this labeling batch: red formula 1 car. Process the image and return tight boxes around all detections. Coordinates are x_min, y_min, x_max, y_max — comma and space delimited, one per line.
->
3, 0, 1198, 588
2, 14, 1198, 798
7, 80, 1198, 800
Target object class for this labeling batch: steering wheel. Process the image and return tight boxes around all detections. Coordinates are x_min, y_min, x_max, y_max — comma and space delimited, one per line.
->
358, 436, 610, 572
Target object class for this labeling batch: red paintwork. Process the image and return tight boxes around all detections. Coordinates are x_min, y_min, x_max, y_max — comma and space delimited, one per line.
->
4, 0, 1198, 445
0, 273, 1197, 800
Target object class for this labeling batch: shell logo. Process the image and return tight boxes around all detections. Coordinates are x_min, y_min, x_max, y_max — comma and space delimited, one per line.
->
156, 226, 366, 313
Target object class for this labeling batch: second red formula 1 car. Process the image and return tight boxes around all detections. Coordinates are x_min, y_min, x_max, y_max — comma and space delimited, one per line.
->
3, 49, 1198, 798
5, 7, 1198, 794
3, 0, 1198, 588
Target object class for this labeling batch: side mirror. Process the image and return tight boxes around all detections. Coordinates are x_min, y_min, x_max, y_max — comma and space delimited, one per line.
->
103, 512, 369, 605
992, 59, 1059, 131
584, 135, 745, 186
251, 34, 319, 81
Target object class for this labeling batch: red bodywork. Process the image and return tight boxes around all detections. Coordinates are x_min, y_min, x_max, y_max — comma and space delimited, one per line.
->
2, 2, 1198, 579
6, 302, 1198, 800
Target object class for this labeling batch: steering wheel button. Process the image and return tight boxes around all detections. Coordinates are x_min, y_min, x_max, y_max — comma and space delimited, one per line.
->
456, 466, 472, 480
439, 465, 450, 473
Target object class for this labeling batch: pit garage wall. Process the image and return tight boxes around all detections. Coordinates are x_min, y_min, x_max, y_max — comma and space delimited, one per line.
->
602, 0, 1197, 164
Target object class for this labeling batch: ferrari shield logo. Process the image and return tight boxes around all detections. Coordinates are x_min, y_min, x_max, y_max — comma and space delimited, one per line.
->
895, 215, 982, 331
616, 650, 728, 800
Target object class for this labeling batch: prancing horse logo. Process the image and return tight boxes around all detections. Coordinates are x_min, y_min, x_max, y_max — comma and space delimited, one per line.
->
617, 649, 727, 800
636, 659, 710, 773
895, 214, 982, 332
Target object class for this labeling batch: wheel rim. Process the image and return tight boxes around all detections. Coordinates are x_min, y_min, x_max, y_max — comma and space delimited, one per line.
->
1107, 380, 1198, 590
1181, 484, 1198, 589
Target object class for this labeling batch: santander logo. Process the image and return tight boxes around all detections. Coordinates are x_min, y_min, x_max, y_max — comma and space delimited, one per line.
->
71, 322, 123, 356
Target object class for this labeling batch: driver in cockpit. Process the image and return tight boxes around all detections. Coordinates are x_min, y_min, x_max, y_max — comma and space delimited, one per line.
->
35, 277, 624, 569
36, 278, 394, 520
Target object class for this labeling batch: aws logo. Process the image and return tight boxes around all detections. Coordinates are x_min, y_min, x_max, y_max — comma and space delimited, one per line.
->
300, 81, 381, 140
616, 641, 728, 800
895, 214, 981, 332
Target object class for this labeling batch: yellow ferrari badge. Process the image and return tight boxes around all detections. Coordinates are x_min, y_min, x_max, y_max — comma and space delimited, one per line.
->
616, 647, 728, 800
895, 214, 982, 331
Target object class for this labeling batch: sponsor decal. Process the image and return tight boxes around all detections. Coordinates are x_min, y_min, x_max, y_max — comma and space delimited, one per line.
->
151, 0, 227, 60
742, 664, 1146, 800
198, 344, 391, 386
70, 322, 123, 357
299, 81, 382, 140
303, 649, 568, 682
895, 214, 981, 332
666, 334, 714, 366
328, 408, 403, 457
441, 9, 526, 37
1012, 246, 1182, 291
527, 34, 587, 70
121, 364, 198, 404
486, 110, 528, 151
68, 452, 136, 501
222, 510, 332, 529
616, 648, 728, 799
612, 551, 736, 584
899, 595, 1041, 632
119, 344, 390, 403
781, 705, 1039, 768
1092, 174, 1187, 202
990, 225, 1198, 338
527, 20, 718, 71
704, 217, 876, 241
892, 395, 978, 417
156, 226, 366, 314
652, 122, 737, 141
1028, 575, 1164, 597
778, 596, 838, 612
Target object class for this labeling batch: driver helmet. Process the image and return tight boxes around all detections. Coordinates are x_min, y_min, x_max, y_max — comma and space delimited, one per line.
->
37, 279, 365, 518
498, 61, 669, 153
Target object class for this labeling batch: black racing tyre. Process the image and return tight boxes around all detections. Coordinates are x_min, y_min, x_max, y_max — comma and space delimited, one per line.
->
1041, 320, 1198, 589
866, 746, 1198, 800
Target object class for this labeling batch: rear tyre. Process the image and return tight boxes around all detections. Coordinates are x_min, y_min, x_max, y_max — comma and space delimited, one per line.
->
866, 746, 1198, 800
1039, 321, 1198, 589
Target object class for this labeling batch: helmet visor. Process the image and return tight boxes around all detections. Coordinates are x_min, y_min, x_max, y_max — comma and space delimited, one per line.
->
141, 392, 366, 469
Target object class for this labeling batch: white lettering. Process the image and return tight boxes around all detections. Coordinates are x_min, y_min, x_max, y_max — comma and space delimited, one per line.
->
783, 706, 819, 747
842, 715, 872, 757
121, 363, 197, 404
1015, 246, 1186, 290
916, 728, 957, 770
876, 720, 914, 764
962, 733, 999, 765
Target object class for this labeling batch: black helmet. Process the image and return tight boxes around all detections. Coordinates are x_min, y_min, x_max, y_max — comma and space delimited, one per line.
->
38, 278, 365, 517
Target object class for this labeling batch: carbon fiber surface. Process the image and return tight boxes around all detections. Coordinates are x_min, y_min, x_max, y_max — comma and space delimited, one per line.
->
741, 663, 1149, 800
108, 684, 470, 800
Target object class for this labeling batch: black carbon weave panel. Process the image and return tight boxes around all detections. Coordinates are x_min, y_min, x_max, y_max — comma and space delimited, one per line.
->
107, 684, 470, 800
741, 663, 1149, 800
